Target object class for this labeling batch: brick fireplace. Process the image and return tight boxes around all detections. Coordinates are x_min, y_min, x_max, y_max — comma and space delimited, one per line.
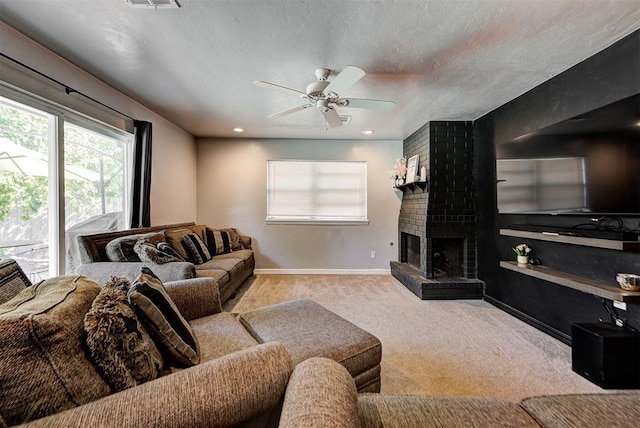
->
391, 121, 484, 299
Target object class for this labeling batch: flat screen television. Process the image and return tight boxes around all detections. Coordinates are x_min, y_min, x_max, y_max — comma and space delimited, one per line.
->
496, 94, 640, 215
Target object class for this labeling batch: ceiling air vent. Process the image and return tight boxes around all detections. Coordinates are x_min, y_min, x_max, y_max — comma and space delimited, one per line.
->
339, 115, 352, 125
125, 0, 181, 9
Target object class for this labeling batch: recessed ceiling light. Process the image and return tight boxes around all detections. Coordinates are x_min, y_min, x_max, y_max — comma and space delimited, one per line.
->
232, 127, 244, 133
125, 0, 180, 9
362, 129, 374, 135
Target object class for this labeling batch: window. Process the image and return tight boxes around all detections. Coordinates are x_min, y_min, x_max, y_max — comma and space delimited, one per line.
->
0, 90, 132, 281
267, 160, 368, 225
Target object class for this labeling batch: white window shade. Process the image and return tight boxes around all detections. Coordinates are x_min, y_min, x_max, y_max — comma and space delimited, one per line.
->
267, 160, 368, 224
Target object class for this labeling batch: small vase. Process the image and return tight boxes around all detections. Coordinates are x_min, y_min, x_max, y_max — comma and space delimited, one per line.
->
517, 255, 529, 265
395, 176, 405, 186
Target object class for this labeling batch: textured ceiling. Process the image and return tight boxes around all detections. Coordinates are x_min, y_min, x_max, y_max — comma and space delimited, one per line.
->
0, 0, 638, 140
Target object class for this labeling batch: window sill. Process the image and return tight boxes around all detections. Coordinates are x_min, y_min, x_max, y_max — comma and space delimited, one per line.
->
265, 219, 370, 226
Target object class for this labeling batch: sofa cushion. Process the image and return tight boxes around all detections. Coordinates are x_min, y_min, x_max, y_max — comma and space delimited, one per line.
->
358, 395, 540, 428
520, 392, 640, 428
84, 276, 163, 392
0, 275, 111, 425
128, 267, 200, 366
212, 248, 253, 262
0, 259, 31, 304
105, 232, 165, 262
134, 239, 182, 264
192, 268, 229, 286
188, 312, 260, 363
197, 257, 245, 277
205, 228, 232, 255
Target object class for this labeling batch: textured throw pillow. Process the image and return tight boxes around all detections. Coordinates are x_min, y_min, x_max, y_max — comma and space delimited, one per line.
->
105, 232, 165, 262
0, 259, 31, 305
206, 228, 232, 256
133, 239, 182, 264
128, 267, 200, 366
84, 276, 163, 392
182, 233, 212, 265
220, 227, 243, 251
157, 242, 185, 262
0, 275, 111, 425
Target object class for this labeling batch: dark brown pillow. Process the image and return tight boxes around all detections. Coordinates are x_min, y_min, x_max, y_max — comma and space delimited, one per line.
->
128, 267, 200, 367
84, 276, 163, 392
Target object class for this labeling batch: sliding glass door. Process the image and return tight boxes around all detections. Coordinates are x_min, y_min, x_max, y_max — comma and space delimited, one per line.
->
0, 92, 132, 281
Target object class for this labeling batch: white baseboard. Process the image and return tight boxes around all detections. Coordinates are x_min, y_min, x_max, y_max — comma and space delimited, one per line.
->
254, 268, 390, 275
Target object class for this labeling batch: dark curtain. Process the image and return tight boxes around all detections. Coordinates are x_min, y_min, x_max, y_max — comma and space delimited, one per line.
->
130, 120, 152, 228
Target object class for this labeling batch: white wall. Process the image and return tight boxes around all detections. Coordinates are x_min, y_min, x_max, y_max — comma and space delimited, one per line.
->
0, 23, 197, 225
196, 138, 403, 272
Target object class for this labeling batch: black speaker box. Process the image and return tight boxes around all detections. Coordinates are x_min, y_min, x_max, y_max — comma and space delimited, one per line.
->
571, 323, 640, 389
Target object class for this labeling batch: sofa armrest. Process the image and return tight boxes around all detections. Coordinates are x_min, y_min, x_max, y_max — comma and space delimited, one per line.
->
75, 261, 196, 285
279, 357, 361, 428
21, 342, 293, 428
164, 277, 222, 321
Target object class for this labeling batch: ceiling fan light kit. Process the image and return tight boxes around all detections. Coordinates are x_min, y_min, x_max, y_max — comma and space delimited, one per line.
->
253, 65, 395, 128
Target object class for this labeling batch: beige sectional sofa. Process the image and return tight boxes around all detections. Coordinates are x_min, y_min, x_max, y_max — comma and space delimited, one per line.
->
1, 260, 637, 427
1, 266, 382, 426
75, 222, 254, 303
279, 357, 640, 428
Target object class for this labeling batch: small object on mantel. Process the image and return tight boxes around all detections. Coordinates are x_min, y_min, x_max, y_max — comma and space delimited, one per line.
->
616, 273, 640, 291
529, 258, 542, 265
420, 166, 426, 181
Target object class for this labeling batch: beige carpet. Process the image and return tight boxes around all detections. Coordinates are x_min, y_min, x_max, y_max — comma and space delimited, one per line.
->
231, 274, 607, 402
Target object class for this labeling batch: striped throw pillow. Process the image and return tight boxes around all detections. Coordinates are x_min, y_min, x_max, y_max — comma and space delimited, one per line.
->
127, 267, 200, 367
181, 233, 212, 265
205, 228, 232, 256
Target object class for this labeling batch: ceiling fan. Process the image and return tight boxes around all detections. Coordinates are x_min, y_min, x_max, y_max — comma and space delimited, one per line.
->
253, 66, 395, 128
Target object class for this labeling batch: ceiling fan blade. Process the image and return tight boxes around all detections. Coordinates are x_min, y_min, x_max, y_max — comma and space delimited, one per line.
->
267, 104, 312, 119
324, 66, 365, 95
252, 80, 307, 98
321, 108, 343, 128
338, 98, 396, 111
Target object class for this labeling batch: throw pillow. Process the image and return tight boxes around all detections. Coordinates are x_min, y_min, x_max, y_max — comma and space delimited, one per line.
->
105, 232, 165, 262
133, 239, 182, 264
0, 259, 31, 305
182, 233, 212, 265
128, 267, 200, 367
84, 276, 164, 392
157, 242, 185, 261
206, 228, 232, 256
220, 227, 243, 251
163, 225, 208, 262
0, 275, 111, 425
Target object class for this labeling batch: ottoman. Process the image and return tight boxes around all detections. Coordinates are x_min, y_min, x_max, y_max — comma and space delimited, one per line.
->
238, 299, 382, 392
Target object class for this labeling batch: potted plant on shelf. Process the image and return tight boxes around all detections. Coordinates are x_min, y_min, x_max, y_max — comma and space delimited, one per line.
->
389, 156, 407, 186
513, 243, 532, 265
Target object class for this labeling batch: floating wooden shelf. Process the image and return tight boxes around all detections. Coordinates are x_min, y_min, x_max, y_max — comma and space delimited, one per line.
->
500, 229, 640, 251
500, 261, 640, 303
394, 181, 427, 192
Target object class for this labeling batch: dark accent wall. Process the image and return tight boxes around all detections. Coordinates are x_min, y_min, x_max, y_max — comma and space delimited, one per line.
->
474, 30, 640, 343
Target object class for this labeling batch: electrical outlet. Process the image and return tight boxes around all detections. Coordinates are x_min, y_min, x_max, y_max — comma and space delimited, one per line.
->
370, 251, 376, 259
